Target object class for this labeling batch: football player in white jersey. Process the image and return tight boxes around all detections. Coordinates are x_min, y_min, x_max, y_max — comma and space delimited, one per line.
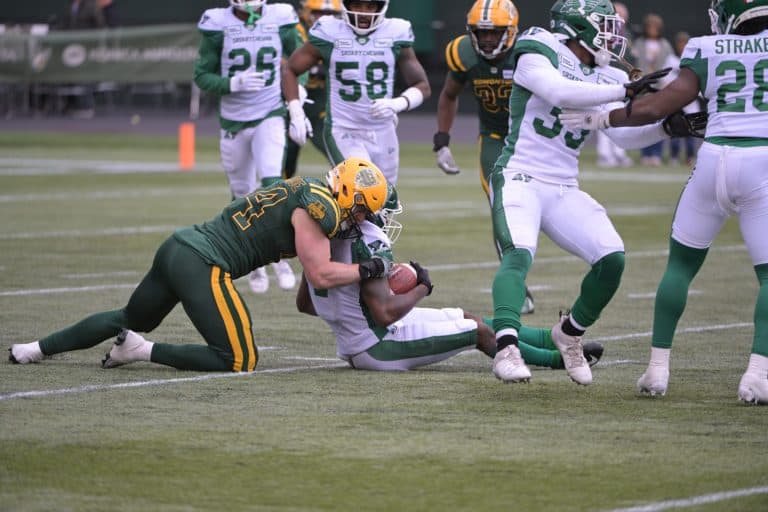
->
297, 164, 605, 371
281, 0, 431, 185
194, 0, 303, 294
560, 0, 768, 404
488, 0, 672, 386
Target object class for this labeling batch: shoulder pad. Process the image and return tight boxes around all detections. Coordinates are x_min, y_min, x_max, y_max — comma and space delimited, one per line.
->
302, 178, 342, 239
309, 15, 346, 43
445, 35, 478, 73
264, 3, 299, 25
380, 18, 415, 43
197, 8, 229, 31
513, 26, 561, 68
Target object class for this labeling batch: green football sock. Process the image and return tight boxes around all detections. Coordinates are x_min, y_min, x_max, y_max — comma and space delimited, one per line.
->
492, 248, 532, 334
570, 251, 625, 329
753, 264, 768, 357
651, 238, 708, 349
483, 317, 561, 368
39, 309, 127, 355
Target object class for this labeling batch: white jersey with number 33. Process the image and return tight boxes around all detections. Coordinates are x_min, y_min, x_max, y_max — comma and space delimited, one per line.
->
496, 28, 629, 185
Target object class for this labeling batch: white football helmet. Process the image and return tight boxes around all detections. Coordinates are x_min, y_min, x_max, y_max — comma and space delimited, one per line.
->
341, 0, 389, 35
376, 182, 402, 244
230, 0, 265, 13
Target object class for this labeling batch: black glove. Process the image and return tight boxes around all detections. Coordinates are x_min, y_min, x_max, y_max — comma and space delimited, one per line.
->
359, 256, 392, 280
662, 111, 708, 138
409, 260, 433, 296
433, 131, 450, 152
624, 68, 672, 99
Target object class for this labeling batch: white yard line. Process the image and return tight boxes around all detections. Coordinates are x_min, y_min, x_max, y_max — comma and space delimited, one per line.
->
0, 362, 347, 402
590, 322, 752, 343
0, 284, 137, 297
604, 485, 768, 512
0, 225, 176, 240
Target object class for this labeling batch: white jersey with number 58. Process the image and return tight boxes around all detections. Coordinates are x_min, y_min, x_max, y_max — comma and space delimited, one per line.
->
681, 30, 768, 139
309, 16, 415, 130
496, 27, 628, 185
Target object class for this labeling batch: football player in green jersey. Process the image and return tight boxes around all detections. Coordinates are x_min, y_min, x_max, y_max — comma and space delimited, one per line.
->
283, 0, 342, 182
194, 0, 305, 294
9, 160, 393, 373
433, 0, 535, 315
560, 0, 768, 404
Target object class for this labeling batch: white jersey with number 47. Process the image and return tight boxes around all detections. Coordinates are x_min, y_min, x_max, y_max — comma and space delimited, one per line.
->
496, 27, 629, 185
309, 16, 415, 130
681, 30, 768, 140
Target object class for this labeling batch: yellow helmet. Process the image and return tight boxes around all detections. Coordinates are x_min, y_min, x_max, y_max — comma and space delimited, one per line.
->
301, 0, 342, 25
466, 0, 519, 60
327, 158, 388, 219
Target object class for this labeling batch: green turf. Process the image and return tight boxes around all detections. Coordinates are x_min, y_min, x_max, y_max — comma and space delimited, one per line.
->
0, 131, 766, 511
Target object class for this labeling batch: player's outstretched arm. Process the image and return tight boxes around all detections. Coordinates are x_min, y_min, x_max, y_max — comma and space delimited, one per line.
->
610, 68, 701, 127
433, 73, 463, 175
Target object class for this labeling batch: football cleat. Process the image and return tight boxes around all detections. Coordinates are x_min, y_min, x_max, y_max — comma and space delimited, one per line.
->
582, 341, 604, 368
102, 329, 152, 369
249, 267, 269, 294
271, 260, 296, 291
8, 341, 44, 364
637, 365, 670, 397
551, 314, 592, 385
492, 344, 532, 383
521, 286, 535, 315
738, 372, 768, 405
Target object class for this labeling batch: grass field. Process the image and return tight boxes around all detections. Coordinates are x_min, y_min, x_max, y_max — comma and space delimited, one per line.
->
1, 131, 766, 512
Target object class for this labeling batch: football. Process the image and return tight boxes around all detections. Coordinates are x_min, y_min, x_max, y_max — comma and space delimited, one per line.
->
388, 263, 418, 295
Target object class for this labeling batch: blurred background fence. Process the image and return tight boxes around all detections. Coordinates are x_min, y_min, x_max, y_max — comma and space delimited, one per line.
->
0, 0, 711, 119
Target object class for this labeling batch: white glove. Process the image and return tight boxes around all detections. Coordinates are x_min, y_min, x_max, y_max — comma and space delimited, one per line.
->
370, 97, 409, 120
298, 84, 314, 106
559, 109, 611, 131
287, 99, 313, 146
436, 146, 460, 175
230, 69, 268, 93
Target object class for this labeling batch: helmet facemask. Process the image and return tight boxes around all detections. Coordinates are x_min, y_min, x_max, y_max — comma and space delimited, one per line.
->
466, 0, 519, 60
709, 0, 768, 34
341, 0, 389, 35
369, 183, 403, 244
230, 0, 265, 26
469, 26, 516, 60
580, 11, 627, 68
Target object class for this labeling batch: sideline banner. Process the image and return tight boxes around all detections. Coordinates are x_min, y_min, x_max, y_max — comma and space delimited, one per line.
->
0, 24, 199, 83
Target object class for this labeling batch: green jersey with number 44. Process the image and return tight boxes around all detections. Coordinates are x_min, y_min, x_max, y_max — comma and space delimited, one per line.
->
496, 27, 628, 184
174, 177, 342, 279
309, 16, 415, 130
681, 30, 768, 141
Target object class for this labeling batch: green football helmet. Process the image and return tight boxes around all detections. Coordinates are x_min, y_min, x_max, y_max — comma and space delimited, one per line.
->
550, 0, 627, 68
709, 0, 768, 34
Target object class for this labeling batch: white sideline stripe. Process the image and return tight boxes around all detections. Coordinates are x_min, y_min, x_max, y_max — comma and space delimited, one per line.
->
628, 290, 703, 300
0, 225, 176, 240
0, 158, 685, 182
428, 244, 747, 272
0, 186, 227, 203
0, 362, 347, 402
590, 322, 752, 343
604, 485, 768, 512
601, 359, 641, 366
0, 284, 137, 297
61, 271, 141, 279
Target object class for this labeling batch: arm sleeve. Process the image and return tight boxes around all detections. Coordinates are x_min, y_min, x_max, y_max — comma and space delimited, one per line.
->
193, 30, 231, 96
513, 53, 627, 108
604, 122, 668, 149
